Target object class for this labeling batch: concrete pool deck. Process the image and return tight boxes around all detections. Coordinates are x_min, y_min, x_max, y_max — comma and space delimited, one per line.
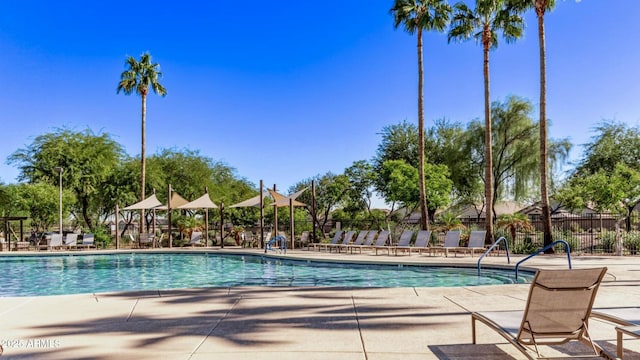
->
0, 248, 639, 359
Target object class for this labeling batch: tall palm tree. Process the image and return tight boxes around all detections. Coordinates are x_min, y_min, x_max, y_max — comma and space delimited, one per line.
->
117, 52, 167, 211
508, 0, 556, 249
390, 0, 452, 231
448, 0, 524, 243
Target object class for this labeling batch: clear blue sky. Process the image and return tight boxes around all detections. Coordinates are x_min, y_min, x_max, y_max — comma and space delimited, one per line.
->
1, 1, 639, 197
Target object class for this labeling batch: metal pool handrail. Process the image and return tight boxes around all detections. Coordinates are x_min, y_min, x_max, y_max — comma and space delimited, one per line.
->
477, 236, 510, 276
515, 240, 572, 280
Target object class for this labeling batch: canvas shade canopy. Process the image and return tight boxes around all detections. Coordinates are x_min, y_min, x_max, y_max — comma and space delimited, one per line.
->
267, 188, 308, 250
156, 192, 190, 210
123, 194, 163, 210
227, 192, 270, 249
229, 192, 268, 208
177, 193, 218, 246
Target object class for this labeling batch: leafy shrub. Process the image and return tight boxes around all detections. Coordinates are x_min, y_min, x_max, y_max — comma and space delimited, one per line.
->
623, 231, 640, 254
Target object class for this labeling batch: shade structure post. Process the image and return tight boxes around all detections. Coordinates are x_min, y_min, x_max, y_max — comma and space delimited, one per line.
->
290, 198, 294, 250
205, 187, 209, 247
167, 184, 173, 248
273, 184, 278, 239
311, 180, 317, 243
115, 204, 120, 249
260, 180, 264, 250
220, 203, 224, 248
205, 208, 209, 247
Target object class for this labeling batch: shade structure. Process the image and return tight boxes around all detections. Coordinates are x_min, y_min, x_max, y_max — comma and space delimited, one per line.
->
229, 192, 268, 208
177, 193, 218, 247
268, 188, 307, 207
177, 193, 218, 209
156, 192, 190, 210
123, 194, 163, 210
267, 188, 308, 250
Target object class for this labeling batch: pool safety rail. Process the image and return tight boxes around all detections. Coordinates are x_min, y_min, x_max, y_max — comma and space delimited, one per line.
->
265, 235, 287, 254
477, 236, 510, 276
514, 240, 572, 280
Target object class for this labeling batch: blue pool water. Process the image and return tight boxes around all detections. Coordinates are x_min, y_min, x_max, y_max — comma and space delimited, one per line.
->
0, 253, 533, 296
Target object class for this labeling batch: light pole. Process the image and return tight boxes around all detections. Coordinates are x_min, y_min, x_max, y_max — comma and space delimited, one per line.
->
54, 167, 63, 235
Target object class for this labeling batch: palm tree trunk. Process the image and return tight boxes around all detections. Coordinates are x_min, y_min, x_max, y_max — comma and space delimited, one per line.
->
537, 5, 554, 251
140, 94, 147, 232
483, 30, 494, 244
417, 28, 429, 231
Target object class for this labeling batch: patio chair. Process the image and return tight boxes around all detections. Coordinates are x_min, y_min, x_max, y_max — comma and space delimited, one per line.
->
78, 233, 95, 249
410, 230, 432, 255
471, 267, 613, 360
336, 230, 368, 253
455, 230, 487, 257
591, 307, 640, 359
48, 233, 63, 250
389, 230, 415, 256
347, 230, 377, 254
368, 230, 393, 255
295, 231, 309, 249
427, 230, 461, 257
189, 231, 204, 247
139, 233, 155, 248
327, 230, 356, 253
64, 233, 78, 250
312, 230, 343, 252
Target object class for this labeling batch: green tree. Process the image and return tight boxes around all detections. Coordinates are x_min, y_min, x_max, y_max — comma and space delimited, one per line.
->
379, 159, 452, 221
574, 122, 640, 175
14, 183, 75, 233
448, 0, 524, 242
559, 163, 640, 232
467, 96, 570, 213
497, 212, 533, 242
390, 0, 452, 231
425, 118, 480, 200
343, 160, 377, 215
290, 173, 350, 239
8, 129, 125, 230
508, 0, 557, 249
117, 52, 167, 207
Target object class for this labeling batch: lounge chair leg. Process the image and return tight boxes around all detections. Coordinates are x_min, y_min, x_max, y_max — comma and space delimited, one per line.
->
471, 317, 477, 344
617, 329, 624, 359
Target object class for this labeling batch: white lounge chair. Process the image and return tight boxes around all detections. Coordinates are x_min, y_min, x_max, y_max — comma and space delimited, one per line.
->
592, 307, 640, 359
64, 233, 78, 249
190, 231, 204, 247
79, 233, 95, 249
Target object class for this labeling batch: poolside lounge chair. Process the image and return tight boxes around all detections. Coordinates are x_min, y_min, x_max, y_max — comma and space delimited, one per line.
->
189, 231, 204, 247
337, 230, 368, 253
410, 230, 432, 255
369, 230, 393, 255
312, 230, 343, 251
64, 233, 78, 250
294, 231, 308, 249
389, 230, 415, 256
327, 230, 356, 253
48, 233, 63, 250
139, 233, 155, 248
455, 230, 487, 257
78, 233, 95, 249
347, 231, 377, 254
591, 307, 640, 359
472, 267, 613, 360
427, 230, 461, 257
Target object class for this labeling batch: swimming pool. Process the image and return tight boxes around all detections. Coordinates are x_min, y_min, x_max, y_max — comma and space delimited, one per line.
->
0, 253, 533, 296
